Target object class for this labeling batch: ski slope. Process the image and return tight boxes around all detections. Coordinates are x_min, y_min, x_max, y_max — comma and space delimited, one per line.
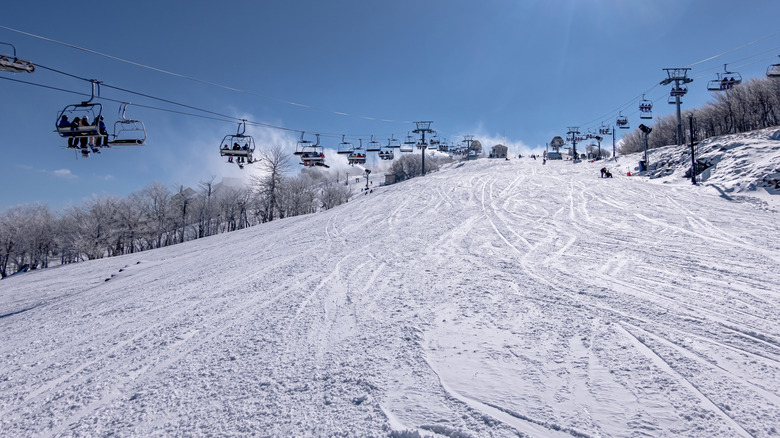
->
1, 155, 779, 437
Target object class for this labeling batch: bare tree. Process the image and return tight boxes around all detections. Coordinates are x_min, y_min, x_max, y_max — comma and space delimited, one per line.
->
61, 196, 120, 260
319, 180, 354, 210
0, 208, 20, 277
171, 185, 195, 244
115, 194, 147, 254
139, 182, 173, 248
195, 177, 217, 238
252, 144, 290, 222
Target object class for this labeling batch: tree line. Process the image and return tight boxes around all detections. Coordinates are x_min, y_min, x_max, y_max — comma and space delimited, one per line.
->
0, 146, 354, 278
619, 77, 780, 154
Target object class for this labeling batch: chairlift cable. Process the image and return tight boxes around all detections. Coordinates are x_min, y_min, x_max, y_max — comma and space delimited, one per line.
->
0, 24, 412, 124
0, 75, 237, 124
685, 30, 780, 68
11, 62, 393, 139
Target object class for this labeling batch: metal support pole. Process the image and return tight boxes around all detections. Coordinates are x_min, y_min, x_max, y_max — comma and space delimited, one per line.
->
421, 131, 426, 176
413, 121, 434, 176
689, 115, 697, 185
612, 126, 616, 161
597, 138, 602, 160
675, 79, 683, 146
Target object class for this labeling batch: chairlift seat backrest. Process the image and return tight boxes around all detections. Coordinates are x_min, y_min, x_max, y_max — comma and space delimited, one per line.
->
56, 103, 104, 137
0, 43, 35, 73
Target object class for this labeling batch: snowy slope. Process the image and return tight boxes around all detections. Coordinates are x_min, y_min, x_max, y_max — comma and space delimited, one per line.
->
1, 154, 779, 437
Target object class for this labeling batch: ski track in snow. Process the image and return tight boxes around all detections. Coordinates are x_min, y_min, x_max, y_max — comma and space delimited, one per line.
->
1, 157, 779, 437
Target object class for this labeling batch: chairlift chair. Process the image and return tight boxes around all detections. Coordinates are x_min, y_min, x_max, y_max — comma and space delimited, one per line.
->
107, 103, 147, 146
616, 112, 629, 129
0, 42, 35, 73
668, 95, 683, 105
378, 148, 394, 160
400, 134, 415, 153
767, 55, 780, 78
56, 81, 106, 151
348, 139, 367, 165
294, 132, 314, 155
388, 135, 401, 149
429, 134, 441, 150
670, 85, 688, 97
337, 135, 354, 154
707, 64, 742, 91
219, 120, 256, 168
639, 95, 653, 120
599, 123, 612, 136
299, 133, 327, 168
56, 103, 104, 141
379, 137, 397, 160
366, 135, 382, 152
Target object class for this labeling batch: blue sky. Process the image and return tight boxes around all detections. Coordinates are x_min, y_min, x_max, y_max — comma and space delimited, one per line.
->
2, 0, 779, 210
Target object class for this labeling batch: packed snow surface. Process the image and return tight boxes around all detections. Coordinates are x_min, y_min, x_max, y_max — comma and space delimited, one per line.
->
1, 155, 779, 437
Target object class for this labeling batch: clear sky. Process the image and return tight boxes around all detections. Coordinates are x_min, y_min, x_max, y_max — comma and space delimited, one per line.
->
2, 0, 779, 210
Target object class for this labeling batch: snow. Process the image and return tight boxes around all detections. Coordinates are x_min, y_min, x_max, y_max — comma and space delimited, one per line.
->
1, 138, 780, 436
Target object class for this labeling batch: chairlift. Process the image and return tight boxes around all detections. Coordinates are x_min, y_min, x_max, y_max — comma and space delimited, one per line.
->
438, 138, 449, 152
639, 95, 653, 120
337, 134, 354, 154
106, 103, 146, 146
429, 134, 441, 149
379, 137, 396, 160
400, 133, 415, 153
300, 133, 327, 168
348, 138, 367, 165
416, 140, 428, 150
599, 123, 612, 136
366, 135, 382, 152
294, 132, 314, 155
668, 95, 683, 105
616, 112, 629, 129
387, 135, 401, 149
0, 42, 35, 73
56, 81, 105, 153
378, 147, 394, 160
219, 120, 256, 168
767, 55, 780, 78
707, 64, 742, 91
670, 85, 688, 97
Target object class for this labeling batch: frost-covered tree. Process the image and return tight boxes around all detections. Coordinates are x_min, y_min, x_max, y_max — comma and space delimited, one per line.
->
114, 194, 147, 255
171, 185, 196, 244
388, 154, 441, 183
61, 196, 120, 260
194, 177, 217, 238
319, 180, 353, 210
278, 174, 318, 217
0, 206, 52, 275
252, 144, 290, 222
139, 182, 173, 248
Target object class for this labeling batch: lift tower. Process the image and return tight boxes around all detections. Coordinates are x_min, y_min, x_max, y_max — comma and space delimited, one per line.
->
660, 68, 693, 146
567, 127, 581, 161
413, 121, 435, 175
462, 135, 475, 160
